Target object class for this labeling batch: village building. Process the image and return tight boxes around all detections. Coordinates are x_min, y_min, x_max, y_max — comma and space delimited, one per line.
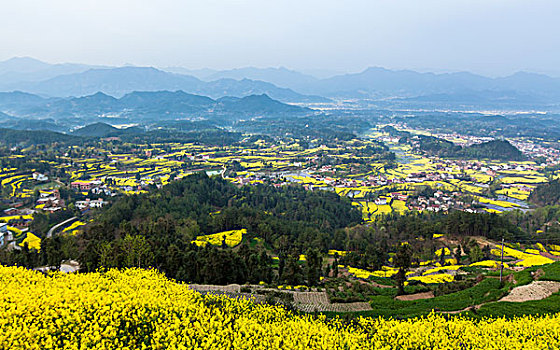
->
0, 223, 12, 247
75, 198, 107, 210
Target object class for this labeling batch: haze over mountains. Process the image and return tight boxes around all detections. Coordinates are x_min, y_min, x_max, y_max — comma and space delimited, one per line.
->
0, 58, 327, 103
0, 90, 309, 130
1, 57, 560, 111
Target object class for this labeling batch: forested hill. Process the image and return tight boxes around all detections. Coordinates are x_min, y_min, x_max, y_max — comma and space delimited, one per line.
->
0, 128, 80, 146
463, 140, 526, 161
75, 172, 362, 283
530, 179, 560, 206
98, 172, 361, 231
402, 136, 526, 161
71, 122, 133, 137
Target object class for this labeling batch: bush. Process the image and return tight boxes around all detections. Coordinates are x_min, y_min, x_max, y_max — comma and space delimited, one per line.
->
434, 279, 477, 297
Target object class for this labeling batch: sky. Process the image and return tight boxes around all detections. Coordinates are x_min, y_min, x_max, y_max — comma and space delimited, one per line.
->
1, 0, 559, 76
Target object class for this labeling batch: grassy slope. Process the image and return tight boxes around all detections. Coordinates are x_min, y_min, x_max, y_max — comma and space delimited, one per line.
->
331, 262, 560, 319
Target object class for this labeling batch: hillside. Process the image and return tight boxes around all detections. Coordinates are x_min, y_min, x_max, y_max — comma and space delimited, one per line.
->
216, 94, 308, 114
1, 266, 558, 349
0, 128, 79, 146
0, 118, 64, 132
462, 139, 526, 161
204, 66, 318, 88
79, 173, 361, 283
405, 136, 526, 161
72, 122, 119, 137
71, 122, 144, 138
1, 66, 325, 103
0, 91, 45, 108
0, 57, 103, 85
0, 111, 11, 121
530, 179, 560, 206
0, 91, 311, 125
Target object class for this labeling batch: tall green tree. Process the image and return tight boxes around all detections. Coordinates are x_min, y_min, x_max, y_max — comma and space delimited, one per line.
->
394, 243, 412, 295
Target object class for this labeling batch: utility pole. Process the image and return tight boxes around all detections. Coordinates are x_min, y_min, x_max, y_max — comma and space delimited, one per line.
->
499, 238, 505, 283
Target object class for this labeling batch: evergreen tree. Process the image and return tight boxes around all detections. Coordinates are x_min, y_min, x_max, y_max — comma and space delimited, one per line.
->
394, 243, 412, 295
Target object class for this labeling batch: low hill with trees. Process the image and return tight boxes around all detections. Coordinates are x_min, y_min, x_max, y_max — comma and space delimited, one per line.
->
0, 128, 80, 146
402, 136, 526, 161
530, 179, 560, 206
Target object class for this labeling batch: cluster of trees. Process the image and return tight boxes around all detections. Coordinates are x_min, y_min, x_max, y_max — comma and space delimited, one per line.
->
62, 172, 361, 285
329, 210, 527, 280
401, 135, 526, 161
30, 210, 76, 236
276, 249, 323, 286
0, 128, 81, 147
0, 125, 247, 151
504, 205, 560, 239
119, 129, 243, 146
236, 114, 372, 145
529, 179, 560, 206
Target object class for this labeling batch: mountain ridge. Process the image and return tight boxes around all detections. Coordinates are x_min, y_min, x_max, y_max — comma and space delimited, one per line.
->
0, 62, 328, 103
0, 90, 312, 128
2, 57, 560, 108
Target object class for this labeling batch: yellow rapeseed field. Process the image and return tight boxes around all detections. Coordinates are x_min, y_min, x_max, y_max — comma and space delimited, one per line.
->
191, 229, 246, 248
0, 266, 559, 349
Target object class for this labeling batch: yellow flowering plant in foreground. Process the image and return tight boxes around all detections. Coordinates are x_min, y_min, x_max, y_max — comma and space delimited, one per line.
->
0, 266, 559, 349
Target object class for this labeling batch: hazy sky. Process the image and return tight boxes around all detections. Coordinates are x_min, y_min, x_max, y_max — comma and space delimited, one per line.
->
1, 0, 559, 76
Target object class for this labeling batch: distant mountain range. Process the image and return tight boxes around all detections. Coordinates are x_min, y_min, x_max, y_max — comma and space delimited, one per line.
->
2, 57, 560, 110
0, 90, 311, 131
0, 58, 328, 103
201, 67, 318, 89
307, 68, 560, 105
0, 57, 107, 86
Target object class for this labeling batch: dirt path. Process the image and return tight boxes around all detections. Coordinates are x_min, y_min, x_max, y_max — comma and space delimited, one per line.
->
363, 280, 392, 288
499, 281, 560, 302
472, 236, 498, 248
439, 304, 484, 315
541, 252, 560, 260
395, 291, 434, 301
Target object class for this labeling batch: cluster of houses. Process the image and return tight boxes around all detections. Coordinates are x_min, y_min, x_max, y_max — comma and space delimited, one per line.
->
36, 189, 64, 212
373, 192, 408, 205
75, 198, 107, 210
408, 191, 469, 212
70, 180, 104, 192
3, 206, 34, 224
32, 172, 49, 182
71, 179, 121, 196
0, 221, 30, 249
512, 140, 560, 165
0, 223, 10, 246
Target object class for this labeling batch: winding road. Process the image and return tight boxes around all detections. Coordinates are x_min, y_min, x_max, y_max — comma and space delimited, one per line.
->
46, 216, 77, 238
